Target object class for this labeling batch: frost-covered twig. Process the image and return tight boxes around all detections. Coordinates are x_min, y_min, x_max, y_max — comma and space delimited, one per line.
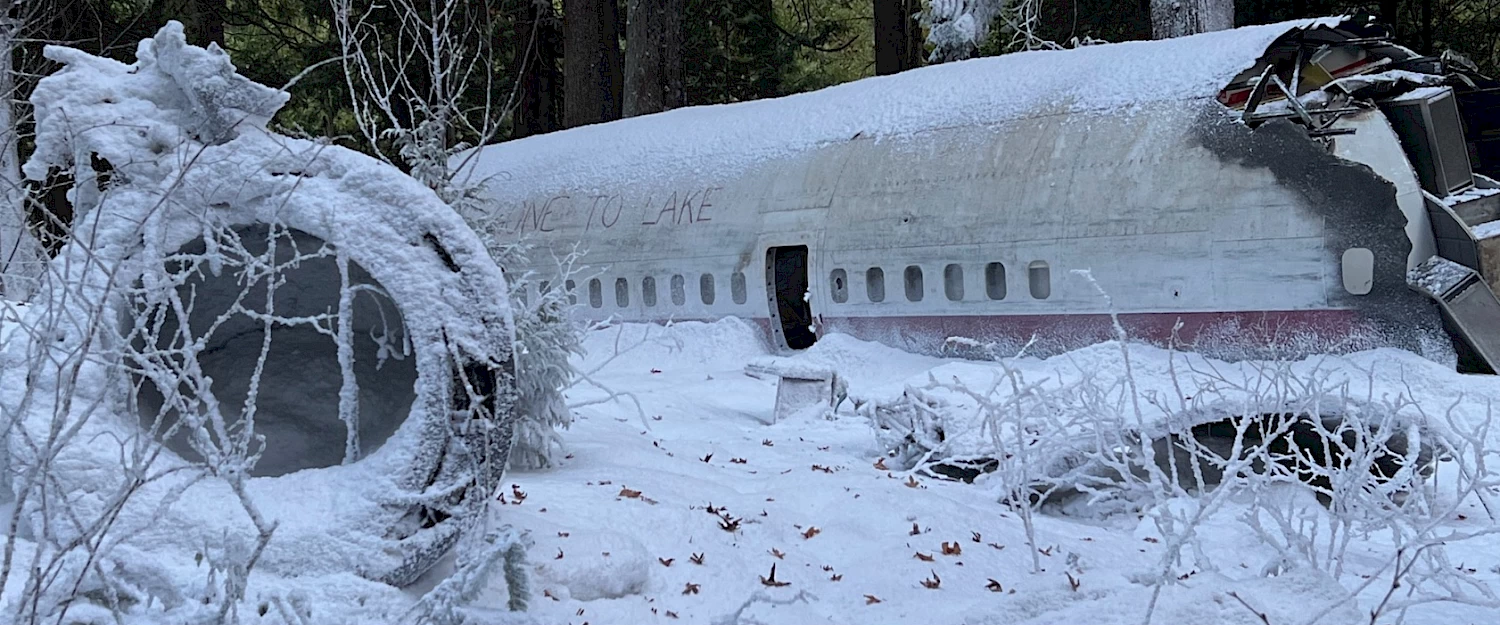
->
710, 589, 814, 625
406, 529, 530, 625
567, 321, 663, 430
332, 0, 519, 199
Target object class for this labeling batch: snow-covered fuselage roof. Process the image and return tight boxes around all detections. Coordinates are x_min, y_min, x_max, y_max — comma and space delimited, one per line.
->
454, 19, 1341, 204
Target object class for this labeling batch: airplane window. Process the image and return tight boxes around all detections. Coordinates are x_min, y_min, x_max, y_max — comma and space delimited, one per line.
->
700, 273, 716, 305
732, 272, 747, 304
831, 268, 848, 303
1342, 248, 1374, 295
944, 264, 964, 301
866, 267, 885, 303
904, 265, 924, 302
615, 277, 630, 307
642, 276, 657, 307
566, 279, 578, 306
985, 263, 1006, 300
1028, 261, 1051, 300
671, 274, 686, 305
588, 278, 602, 308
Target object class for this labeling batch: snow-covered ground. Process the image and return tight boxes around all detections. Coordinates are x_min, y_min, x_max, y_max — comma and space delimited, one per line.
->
4, 315, 1499, 624
462, 319, 1500, 625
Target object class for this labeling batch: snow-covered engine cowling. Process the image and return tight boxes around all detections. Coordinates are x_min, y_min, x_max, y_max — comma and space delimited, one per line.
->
1, 23, 515, 588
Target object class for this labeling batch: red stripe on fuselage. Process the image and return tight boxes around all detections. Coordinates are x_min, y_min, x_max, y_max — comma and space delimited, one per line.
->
783, 309, 1366, 355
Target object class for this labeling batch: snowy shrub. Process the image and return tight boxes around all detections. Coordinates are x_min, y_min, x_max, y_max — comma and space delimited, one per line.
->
332, 0, 585, 473
924, 0, 1005, 62
861, 274, 1500, 620
485, 240, 587, 470
925, 1, 1110, 61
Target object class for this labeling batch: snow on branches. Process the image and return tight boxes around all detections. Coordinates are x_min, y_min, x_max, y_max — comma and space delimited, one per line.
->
924, 0, 1005, 62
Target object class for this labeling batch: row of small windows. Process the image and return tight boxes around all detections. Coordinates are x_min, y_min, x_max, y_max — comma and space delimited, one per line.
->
578, 272, 748, 309
831, 261, 1051, 304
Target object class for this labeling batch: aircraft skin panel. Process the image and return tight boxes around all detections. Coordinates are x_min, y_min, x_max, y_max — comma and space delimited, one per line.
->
486, 81, 1443, 359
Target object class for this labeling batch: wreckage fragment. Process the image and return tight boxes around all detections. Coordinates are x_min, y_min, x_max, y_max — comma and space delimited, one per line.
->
2, 22, 516, 588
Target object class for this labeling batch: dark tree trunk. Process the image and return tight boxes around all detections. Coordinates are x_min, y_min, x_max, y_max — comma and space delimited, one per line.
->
622, 0, 685, 117
747, 0, 782, 99
144, 0, 223, 47
1150, 0, 1233, 39
903, 0, 923, 69
192, 0, 226, 46
563, 0, 623, 128
873, 0, 905, 76
1419, 0, 1433, 52
875, 0, 922, 75
513, 0, 562, 138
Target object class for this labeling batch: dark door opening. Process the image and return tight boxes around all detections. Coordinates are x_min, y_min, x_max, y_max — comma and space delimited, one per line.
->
768, 245, 816, 349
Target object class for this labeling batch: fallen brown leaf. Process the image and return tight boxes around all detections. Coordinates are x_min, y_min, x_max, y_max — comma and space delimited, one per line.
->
690, 552, 705, 565
770, 548, 785, 559
920, 570, 942, 589
666, 611, 679, 618
986, 579, 1003, 592
730, 458, 748, 464
831, 573, 843, 581
910, 522, 922, 536
971, 531, 982, 543
682, 582, 700, 595
618, 487, 642, 498
802, 527, 821, 540
1067, 571, 1081, 592
719, 516, 741, 532
554, 549, 564, 560
905, 475, 920, 488
941, 542, 962, 556
914, 552, 935, 562
874, 458, 888, 470
658, 557, 674, 567
759, 563, 790, 587
864, 595, 882, 605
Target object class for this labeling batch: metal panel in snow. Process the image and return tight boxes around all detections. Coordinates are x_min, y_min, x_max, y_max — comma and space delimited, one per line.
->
1409, 256, 1500, 372
1381, 88, 1475, 196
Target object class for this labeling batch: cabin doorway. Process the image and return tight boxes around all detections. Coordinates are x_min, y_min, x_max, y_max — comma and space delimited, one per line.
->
767, 246, 816, 350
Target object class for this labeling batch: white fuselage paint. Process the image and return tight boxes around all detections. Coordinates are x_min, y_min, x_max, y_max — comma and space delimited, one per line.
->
1331, 112, 1437, 270
489, 101, 1426, 354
